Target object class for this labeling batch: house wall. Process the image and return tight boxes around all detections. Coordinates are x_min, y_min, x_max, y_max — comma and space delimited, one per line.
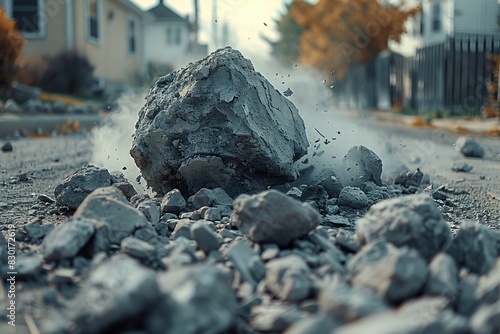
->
422, 0, 454, 46
453, 0, 499, 35
73, 0, 145, 87
1, 0, 68, 57
144, 21, 190, 69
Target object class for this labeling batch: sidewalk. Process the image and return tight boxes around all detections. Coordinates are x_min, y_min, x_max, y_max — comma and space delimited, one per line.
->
369, 111, 500, 136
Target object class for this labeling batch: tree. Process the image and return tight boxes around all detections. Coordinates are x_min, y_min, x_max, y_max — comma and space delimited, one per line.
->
0, 7, 25, 90
263, 2, 303, 67
290, 0, 420, 78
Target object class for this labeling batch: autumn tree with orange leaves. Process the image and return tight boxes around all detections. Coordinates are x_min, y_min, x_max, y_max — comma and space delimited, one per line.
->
289, 0, 420, 78
0, 7, 25, 90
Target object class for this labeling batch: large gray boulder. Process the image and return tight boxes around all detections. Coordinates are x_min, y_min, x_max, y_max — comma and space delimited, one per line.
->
131, 47, 308, 196
356, 194, 451, 261
232, 190, 321, 247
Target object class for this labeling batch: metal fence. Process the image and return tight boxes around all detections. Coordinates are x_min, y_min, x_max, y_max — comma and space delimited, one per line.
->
331, 33, 500, 115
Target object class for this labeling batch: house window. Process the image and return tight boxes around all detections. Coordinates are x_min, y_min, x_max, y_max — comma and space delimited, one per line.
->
166, 27, 181, 45
12, 0, 45, 37
432, 3, 441, 32
128, 17, 137, 54
86, 0, 101, 43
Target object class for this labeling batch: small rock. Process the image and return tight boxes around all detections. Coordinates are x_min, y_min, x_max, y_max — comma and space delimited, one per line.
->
16, 255, 43, 279
300, 184, 328, 213
146, 265, 237, 334
232, 190, 320, 247
113, 181, 138, 200
283, 87, 293, 97
265, 254, 313, 302
38, 194, 55, 203
3, 99, 21, 113
74, 187, 149, 244
340, 145, 383, 187
470, 300, 500, 334
160, 189, 186, 214
54, 164, 112, 209
204, 207, 221, 221
455, 136, 485, 158
1, 142, 13, 152
171, 219, 193, 240
337, 186, 369, 209
319, 275, 388, 322
394, 168, 423, 188
251, 304, 306, 333
446, 221, 498, 275
261, 244, 280, 261
137, 200, 160, 224
212, 187, 234, 207
423, 252, 458, 299
451, 162, 473, 173
121, 237, 156, 260
67, 255, 160, 333
356, 194, 451, 261
285, 313, 338, 334
190, 221, 219, 253
347, 240, 428, 304
43, 218, 95, 261
225, 240, 261, 287
191, 188, 214, 209
16, 221, 53, 243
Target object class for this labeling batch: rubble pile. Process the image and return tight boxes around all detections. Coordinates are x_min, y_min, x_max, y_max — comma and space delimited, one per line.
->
2, 49, 499, 334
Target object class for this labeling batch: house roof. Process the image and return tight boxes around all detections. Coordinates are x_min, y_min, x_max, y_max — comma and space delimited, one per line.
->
147, 2, 189, 23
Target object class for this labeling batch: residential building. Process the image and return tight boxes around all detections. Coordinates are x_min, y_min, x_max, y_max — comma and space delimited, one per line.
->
144, 1, 207, 70
0, 0, 150, 93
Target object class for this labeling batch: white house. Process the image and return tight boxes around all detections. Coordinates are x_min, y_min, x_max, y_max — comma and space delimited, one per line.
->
391, 0, 500, 55
144, 1, 206, 69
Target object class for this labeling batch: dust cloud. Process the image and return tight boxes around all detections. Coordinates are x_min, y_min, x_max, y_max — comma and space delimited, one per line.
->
90, 52, 413, 194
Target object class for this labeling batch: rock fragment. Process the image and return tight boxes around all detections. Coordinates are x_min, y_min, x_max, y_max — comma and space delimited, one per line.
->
319, 275, 388, 322
455, 136, 485, 158
265, 254, 313, 302
42, 218, 95, 261
130, 47, 308, 196
394, 168, 423, 188
356, 194, 451, 261
340, 145, 383, 187
160, 189, 186, 214
146, 265, 237, 334
1, 141, 13, 152
54, 165, 112, 209
446, 221, 498, 275
337, 186, 369, 209
67, 255, 160, 333
190, 221, 220, 253
121, 237, 156, 260
251, 304, 306, 333
74, 187, 149, 244
347, 240, 428, 304
232, 190, 320, 247
423, 252, 458, 299
451, 162, 473, 173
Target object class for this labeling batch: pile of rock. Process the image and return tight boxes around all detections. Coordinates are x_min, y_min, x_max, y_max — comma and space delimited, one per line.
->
3, 163, 500, 334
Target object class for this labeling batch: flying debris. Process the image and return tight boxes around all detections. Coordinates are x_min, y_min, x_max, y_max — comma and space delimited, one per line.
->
283, 88, 293, 97
314, 128, 325, 138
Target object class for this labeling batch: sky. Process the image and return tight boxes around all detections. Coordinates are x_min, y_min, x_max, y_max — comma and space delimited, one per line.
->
131, 0, 287, 58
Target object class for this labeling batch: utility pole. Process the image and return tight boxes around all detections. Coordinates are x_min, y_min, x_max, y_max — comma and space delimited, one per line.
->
212, 0, 218, 49
193, 0, 198, 45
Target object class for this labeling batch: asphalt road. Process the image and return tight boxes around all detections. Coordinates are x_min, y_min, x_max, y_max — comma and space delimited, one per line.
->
0, 113, 499, 232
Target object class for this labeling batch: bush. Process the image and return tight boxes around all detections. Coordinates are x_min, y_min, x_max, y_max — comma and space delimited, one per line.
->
15, 55, 48, 87
0, 8, 25, 90
38, 51, 94, 96
143, 61, 174, 86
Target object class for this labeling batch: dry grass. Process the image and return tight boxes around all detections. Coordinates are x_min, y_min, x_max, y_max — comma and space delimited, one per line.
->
40, 92, 86, 106
410, 116, 433, 127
